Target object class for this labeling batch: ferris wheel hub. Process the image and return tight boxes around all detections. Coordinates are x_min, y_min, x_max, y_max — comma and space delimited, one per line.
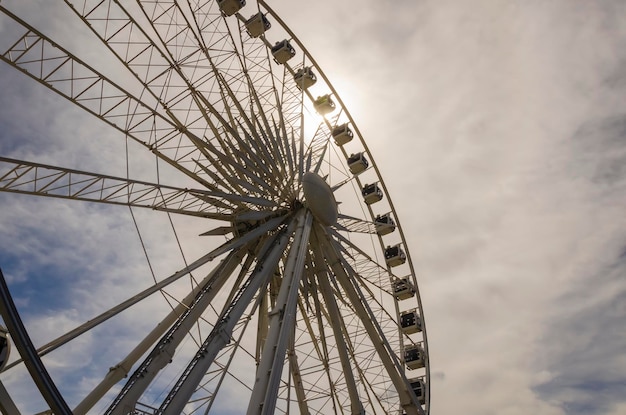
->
301, 172, 338, 226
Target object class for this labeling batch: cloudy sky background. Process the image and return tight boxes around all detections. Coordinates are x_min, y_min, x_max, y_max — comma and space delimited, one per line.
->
1, 0, 626, 414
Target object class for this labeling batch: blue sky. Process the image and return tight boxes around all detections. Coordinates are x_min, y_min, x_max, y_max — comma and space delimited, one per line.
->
1, 0, 626, 414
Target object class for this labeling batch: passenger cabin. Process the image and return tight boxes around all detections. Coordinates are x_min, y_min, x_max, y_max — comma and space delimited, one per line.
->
392, 277, 416, 300
314, 94, 336, 115
404, 344, 426, 370
385, 243, 407, 267
361, 183, 383, 205
400, 308, 422, 334
347, 152, 369, 175
408, 377, 427, 405
245, 12, 271, 38
0, 326, 9, 372
271, 40, 296, 64
374, 213, 396, 236
332, 123, 353, 145
218, 0, 245, 16
294, 67, 317, 89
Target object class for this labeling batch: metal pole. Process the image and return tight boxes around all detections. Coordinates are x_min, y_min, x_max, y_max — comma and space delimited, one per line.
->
103, 247, 250, 415
247, 210, 312, 415
309, 229, 365, 415
160, 216, 297, 415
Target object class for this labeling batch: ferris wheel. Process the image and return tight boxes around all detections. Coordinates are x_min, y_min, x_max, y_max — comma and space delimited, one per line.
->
0, 1, 430, 414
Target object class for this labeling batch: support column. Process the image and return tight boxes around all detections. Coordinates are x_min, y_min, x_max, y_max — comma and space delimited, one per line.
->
104, 247, 249, 415
160, 217, 298, 415
247, 210, 313, 415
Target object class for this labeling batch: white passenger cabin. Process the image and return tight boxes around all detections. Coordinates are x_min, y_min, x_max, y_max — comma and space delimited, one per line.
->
392, 277, 416, 300
245, 12, 271, 38
385, 243, 407, 267
347, 152, 368, 174
218, 0, 245, 16
332, 123, 353, 145
408, 377, 427, 405
374, 213, 395, 236
271, 40, 296, 64
400, 308, 422, 335
361, 183, 383, 205
314, 94, 336, 115
404, 344, 426, 370
294, 67, 317, 89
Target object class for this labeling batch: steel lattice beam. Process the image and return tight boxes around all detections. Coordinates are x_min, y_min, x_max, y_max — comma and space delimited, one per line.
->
0, 156, 280, 219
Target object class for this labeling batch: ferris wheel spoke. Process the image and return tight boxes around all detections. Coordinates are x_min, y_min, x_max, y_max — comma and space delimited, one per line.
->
232, 100, 289, 187
335, 214, 377, 234
273, 116, 296, 180
0, 7, 223, 189
206, 115, 284, 195
247, 211, 311, 415
194, 286, 263, 415
309, 234, 365, 415
296, 287, 340, 410
327, 232, 419, 339
132, 0, 291, 189
276, 67, 306, 167
66, 0, 191, 108
192, 156, 243, 196
0, 270, 74, 415
215, 130, 273, 188
320, 286, 391, 415
203, 214, 287, 262
214, 74, 286, 188
103, 246, 253, 415
286, 321, 310, 415
194, 189, 277, 208
4, 244, 259, 415
198, 137, 280, 198
157, 215, 297, 415
194, 133, 270, 200
131, 1, 237, 127
304, 127, 331, 177
191, 1, 278, 139
328, 229, 413, 345
234, 33, 298, 180
1, 245, 223, 379
235, 32, 283, 129
315, 226, 424, 415
0, 157, 236, 219
276, 92, 301, 180
230, 124, 283, 190
328, 228, 388, 272
64, 0, 258, 190
307, 242, 383, 414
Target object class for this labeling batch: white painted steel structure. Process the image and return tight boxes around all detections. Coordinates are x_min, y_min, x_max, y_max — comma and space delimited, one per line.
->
0, 1, 430, 414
